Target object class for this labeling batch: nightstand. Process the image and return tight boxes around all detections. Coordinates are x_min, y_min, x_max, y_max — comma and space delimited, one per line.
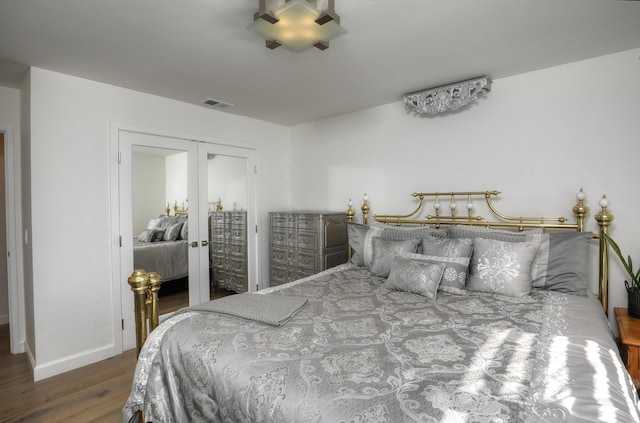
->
615, 307, 640, 389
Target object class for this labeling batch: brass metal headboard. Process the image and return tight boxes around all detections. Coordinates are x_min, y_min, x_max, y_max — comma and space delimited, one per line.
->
346, 189, 613, 314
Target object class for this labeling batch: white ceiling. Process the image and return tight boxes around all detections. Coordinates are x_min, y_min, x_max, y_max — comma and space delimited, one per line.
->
1, 0, 639, 126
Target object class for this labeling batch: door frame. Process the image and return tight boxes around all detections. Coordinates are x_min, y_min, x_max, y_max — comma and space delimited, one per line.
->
109, 122, 260, 353
1, 126, 24, 354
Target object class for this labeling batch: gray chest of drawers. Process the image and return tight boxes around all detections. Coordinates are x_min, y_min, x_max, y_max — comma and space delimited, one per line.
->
210, 211, 248, 293
269, 212, 348, 287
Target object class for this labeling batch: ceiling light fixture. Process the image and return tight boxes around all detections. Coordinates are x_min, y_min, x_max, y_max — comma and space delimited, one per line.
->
248, 0, 347, 53
404, 77, 491, 116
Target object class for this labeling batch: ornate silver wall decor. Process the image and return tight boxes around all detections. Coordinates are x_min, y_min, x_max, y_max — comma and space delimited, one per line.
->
404, 77, 491, 115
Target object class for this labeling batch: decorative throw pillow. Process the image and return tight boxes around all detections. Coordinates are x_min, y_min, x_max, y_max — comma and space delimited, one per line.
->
180, 221, 189, 240
421, 236, 473, 258
163, 222, 183, 241
447, 226, 542, 243
531, 231, 592, 296
385, 256, 446, 300
400, 252, 471, 295
370, 237, 421, 277
380, 226, 447, 242
146, 218, 162, 230
151, 228, 166, 242
347, 222, 370, 266
138, 229, 155, 243
467, 237, 539, 297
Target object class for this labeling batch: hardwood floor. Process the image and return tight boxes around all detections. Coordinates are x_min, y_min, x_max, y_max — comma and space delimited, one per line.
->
0, 324, 137, 422
0, 287, 234, 422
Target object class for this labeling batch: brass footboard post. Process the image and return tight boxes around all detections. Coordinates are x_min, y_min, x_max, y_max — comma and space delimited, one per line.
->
595, 195, 614, 316
128, 269, 163, 357
148, 272, 162, 330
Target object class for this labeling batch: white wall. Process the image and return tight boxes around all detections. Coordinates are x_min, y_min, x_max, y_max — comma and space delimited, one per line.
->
207, 155, 248, 212
27, 67, 290, 379
132, 152, 166, 234
165, 152, 189, 214
290, 48, 640, 328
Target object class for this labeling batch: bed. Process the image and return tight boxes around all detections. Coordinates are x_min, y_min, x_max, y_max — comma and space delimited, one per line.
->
123, 189, 639, 423
134, 214, 189, 283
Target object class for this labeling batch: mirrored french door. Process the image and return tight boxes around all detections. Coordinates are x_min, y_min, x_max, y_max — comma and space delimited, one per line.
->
118, 130, 257, 351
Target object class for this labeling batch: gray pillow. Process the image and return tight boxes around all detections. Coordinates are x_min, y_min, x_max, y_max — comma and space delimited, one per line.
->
447, 226, 542, 243
138, 229, 155, 243
421, 236, 473, 258
346, 223, 384, 267
385, 256, 445, 300
180, 221, 189, 240
467, 237, 539, 297
531, 231, 592, 297
347, 222, 369, 266
370, 237, 421, 277
381, 226, 447, 242
163, 222, 183, 241
400, 252, 470, 295
151, 228, 165, 242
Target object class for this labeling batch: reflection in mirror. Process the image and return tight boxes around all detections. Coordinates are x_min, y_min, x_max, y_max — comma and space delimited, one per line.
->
132, 146, 189, 315
208, 154, 249, 298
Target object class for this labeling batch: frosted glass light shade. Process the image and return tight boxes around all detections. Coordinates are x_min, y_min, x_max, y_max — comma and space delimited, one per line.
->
248, 0, 347, 53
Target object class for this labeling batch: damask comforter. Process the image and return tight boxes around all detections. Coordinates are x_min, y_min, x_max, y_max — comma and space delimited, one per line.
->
123, 264, 640, 422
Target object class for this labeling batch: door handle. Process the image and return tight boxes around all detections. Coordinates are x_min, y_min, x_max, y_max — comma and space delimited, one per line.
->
201, 240, 208, 247
191, 241, 199, 248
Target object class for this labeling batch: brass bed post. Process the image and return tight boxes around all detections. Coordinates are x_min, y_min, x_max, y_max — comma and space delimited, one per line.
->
128, 269, 163, 357
595, 195, 614, 316
361, 194, 370, 225
147, 272, 162, 330
572, 188, 589, 233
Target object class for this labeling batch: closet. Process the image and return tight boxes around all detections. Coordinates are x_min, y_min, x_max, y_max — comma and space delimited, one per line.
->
114, 126, 257, 351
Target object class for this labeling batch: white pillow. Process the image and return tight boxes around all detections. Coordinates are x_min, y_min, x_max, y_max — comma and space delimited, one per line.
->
146, 218, 162, 229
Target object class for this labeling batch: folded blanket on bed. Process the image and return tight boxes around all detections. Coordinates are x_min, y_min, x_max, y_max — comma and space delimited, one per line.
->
179, 293, 308, 326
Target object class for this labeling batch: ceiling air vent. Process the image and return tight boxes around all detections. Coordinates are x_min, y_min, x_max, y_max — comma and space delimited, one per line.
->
200, 98, 234, 109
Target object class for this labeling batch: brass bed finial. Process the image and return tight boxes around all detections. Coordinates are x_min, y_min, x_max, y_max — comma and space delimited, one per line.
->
346, 198, 355, 222
128, 269, 163, 357
361, 193, 370, 225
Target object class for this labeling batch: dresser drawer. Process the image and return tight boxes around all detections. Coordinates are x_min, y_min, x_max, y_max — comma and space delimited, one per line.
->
296, 250, 318, 271
228, 242, 246, 257
271, 247, 288, 265
210, 241, 225, 255
271, 228, 290, 247
270, 213, 290, 228
296, 231, 318, 250
270, 265, 288, 286
296, 214, 317, 230
229, 258, 246, 275
230, 225, 246, 241
230, 213, 245, 225
211, 213, 226, 225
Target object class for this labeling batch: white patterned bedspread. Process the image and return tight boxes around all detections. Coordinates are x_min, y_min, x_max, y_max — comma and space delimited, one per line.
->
123, 264, 640, 423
